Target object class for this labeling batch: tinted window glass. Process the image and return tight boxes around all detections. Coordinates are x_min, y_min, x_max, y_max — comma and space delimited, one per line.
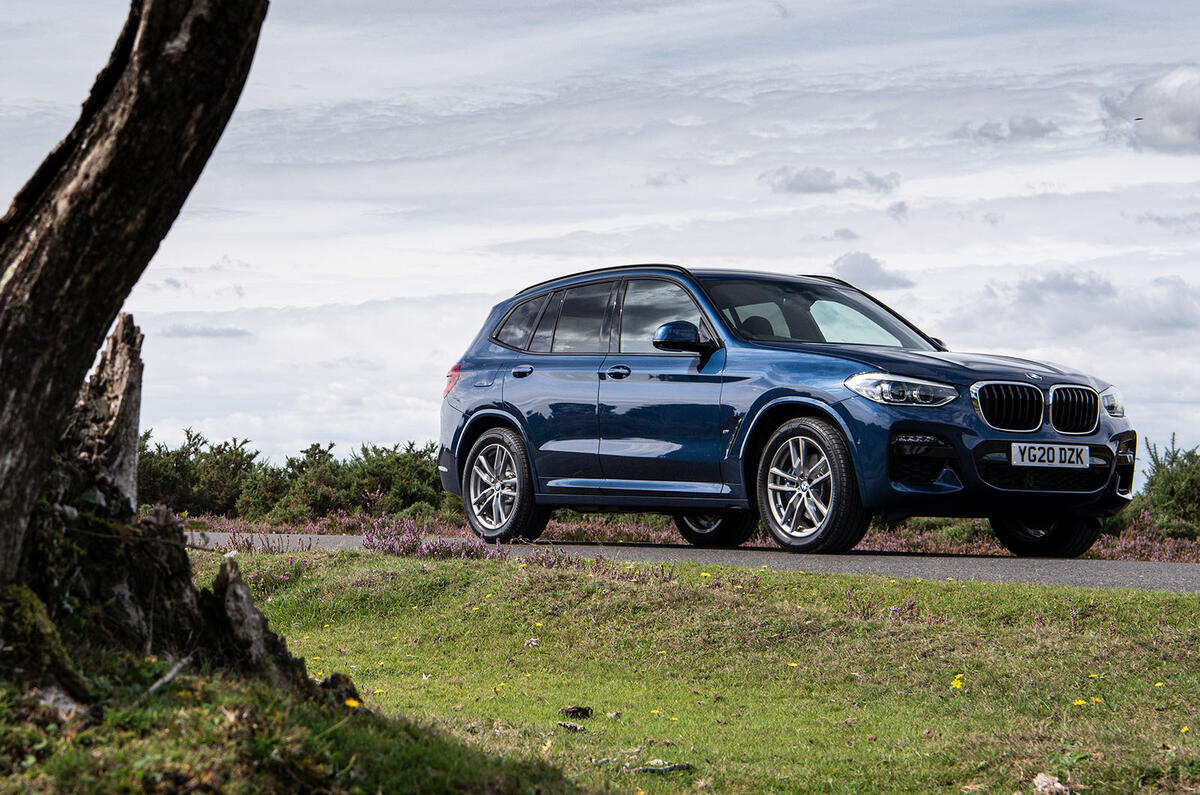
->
552, 282, 612, 353
620, 279, 704, 353
810, 299, 903, 346
529, 291, 563, 353
700, 278, 934, 350
495, 294, 548, 349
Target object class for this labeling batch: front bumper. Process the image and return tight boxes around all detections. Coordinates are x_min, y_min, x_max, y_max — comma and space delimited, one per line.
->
838, 396, 1137, 520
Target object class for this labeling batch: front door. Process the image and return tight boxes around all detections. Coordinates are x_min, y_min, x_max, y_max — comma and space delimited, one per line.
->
598, 278, 726, 495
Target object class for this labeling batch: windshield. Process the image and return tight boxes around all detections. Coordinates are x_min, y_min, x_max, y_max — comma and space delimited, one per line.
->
699, 278, 935, 351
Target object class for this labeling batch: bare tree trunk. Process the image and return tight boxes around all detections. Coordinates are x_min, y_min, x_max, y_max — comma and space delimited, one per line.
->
0, 0, 269, 586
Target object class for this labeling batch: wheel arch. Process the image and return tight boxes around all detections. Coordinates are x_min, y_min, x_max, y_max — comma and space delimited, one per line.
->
737, 398, 866, 509
455, 409, 536, 489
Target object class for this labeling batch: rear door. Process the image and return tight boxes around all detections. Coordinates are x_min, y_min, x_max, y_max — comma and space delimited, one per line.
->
501, 281, 616, 493
597, 278, 726, 494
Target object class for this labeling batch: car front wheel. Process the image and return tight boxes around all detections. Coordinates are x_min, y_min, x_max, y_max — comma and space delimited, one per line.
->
756, 417, 869, 553
463, 428, 550, 543
988, 516, 1102, 558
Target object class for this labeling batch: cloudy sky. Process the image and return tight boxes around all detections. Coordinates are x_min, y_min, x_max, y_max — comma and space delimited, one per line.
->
2, 0, 1198, 465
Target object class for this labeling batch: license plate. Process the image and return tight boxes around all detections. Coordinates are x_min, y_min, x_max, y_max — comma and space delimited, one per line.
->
1011, 443, 1090, 469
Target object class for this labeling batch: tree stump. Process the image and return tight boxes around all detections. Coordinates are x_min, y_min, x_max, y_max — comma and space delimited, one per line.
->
10, 315, 313, 698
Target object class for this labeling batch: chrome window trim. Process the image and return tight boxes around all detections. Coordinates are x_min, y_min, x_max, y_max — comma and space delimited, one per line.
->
1048, 384, 1101, 436
969, 381, 1044, 433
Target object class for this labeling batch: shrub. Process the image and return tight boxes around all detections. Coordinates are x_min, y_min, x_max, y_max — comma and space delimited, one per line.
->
138, 429, 258, 516
347, 442, 440, 515
1136, 436, 1200, 539
138, 432, 445, 523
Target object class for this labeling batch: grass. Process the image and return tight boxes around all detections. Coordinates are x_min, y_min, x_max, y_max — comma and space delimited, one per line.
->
0, 647, 573, 795
176, 547, 1200, 794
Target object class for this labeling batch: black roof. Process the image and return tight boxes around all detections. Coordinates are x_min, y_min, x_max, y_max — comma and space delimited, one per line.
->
515, 264, 858, 296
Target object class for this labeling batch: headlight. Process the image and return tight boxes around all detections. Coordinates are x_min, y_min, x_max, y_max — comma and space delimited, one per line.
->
845, 372, 958, 407
1101, 386, 1125, 418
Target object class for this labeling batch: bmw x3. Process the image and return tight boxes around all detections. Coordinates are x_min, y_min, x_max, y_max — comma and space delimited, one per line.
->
439, 265, 1136, 557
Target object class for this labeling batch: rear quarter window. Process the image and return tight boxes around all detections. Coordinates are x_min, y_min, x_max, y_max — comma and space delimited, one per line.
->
495, 294, 548, 349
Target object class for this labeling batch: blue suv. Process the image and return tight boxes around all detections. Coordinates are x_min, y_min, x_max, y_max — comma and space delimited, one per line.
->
439, 265, 1136, 557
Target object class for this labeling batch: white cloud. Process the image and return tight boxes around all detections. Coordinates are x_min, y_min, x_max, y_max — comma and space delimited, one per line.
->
1105, 66, 1200, 153
759, 166, 900, 194
830, 252, 914, 290
952, 116, 1058, 143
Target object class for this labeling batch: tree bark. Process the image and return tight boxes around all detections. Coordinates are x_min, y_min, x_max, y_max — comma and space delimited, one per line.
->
0, 0, 269, 586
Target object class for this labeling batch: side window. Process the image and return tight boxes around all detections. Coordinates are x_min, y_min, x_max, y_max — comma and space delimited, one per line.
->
552, 282, 612, 353
810, 299, 903, 346
528, 291, 563, 353
495, 294, 548, 350
620, 279, 704, 353
724, 301, 789, 338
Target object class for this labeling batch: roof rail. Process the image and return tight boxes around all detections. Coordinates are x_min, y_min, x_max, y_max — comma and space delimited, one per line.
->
802, 273, 856, 289
517, 263, 692, 295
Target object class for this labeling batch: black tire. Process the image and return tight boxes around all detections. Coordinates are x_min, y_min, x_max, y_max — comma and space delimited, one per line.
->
988, 516, 1102, 558
673, 512, 759, 548
755, 417, 869, 553
462, 428, 550, 543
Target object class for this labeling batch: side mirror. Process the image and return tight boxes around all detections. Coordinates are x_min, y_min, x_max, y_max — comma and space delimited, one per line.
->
652, 321, 711, 353
930, 337, 948, 351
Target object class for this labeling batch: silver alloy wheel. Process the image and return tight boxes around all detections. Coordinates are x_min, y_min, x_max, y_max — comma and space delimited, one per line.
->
468, 442, 519, 532
681, 514, 722, 534
766, 433, 834, 539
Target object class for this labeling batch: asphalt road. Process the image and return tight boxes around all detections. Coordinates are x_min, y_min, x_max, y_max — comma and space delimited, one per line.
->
187, 531, 1200, 594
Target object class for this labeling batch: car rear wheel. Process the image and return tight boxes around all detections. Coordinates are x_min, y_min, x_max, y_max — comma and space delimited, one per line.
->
674, 512, 759, 548
988, 516, 1102, 558
756, 417, 869, 553
463, 428, 550, 543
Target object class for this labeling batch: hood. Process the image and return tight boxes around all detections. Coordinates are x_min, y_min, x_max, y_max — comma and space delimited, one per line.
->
758, 342, 1100, 388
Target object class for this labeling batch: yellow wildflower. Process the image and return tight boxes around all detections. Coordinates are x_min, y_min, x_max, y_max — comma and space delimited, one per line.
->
787, 662, 799, 668
345, 698, 362, 708
1091, 697, 1103, 703
651, 709, 660, 715
1073, 699, 1087, 706
1088, 674, 1099, 678
670, 716, 679, 721
373, 688, 384, 694
700, 572, 712, 578
658, 650, 667, 655
1155, 682, 1165, 687
535, 621, 543, 627
1182, 726, 1190, 734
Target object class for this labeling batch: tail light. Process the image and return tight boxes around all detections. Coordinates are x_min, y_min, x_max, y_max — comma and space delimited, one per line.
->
443, 363, 461, 398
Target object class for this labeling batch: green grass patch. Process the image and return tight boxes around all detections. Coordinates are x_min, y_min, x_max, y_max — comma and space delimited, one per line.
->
186, 549, 1200, 793
0, 643, 572, 794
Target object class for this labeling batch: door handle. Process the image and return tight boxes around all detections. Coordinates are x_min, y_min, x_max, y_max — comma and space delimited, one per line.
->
605, 365, 632, 380
511, 364, 534, 378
